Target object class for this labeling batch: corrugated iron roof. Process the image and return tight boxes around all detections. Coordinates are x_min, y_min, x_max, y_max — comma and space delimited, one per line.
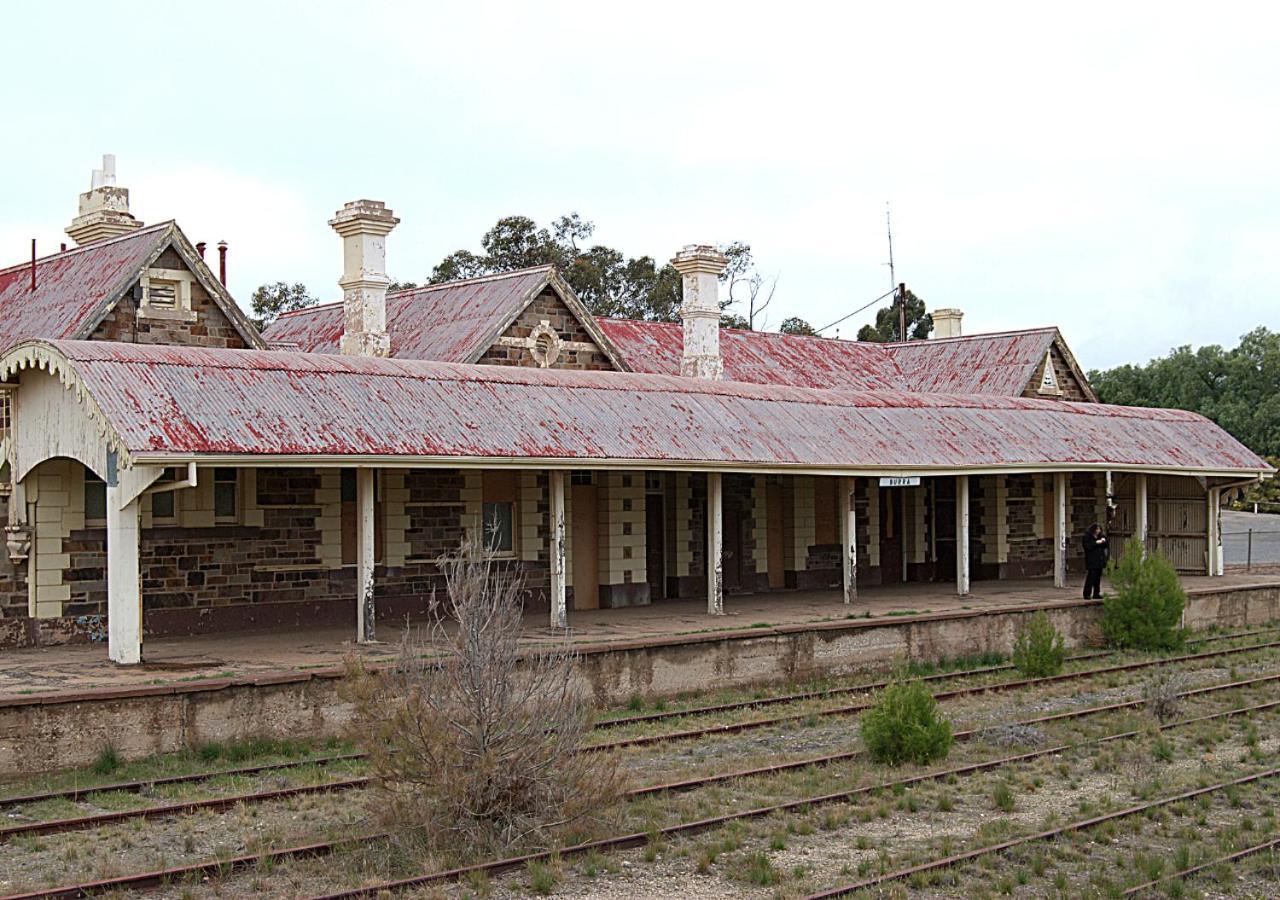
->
13, 340, 1269, 476
0, 224, 170, 349
262, 266, 556, 362
886, 328, 1060, 395
597, 319, 909, 391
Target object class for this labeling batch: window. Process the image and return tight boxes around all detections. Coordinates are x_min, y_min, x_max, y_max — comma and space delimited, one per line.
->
340, 470, 384, 565
481, 471, 518, 555
571, 471, 595, 486
214, 468, 238, 522
151, 467, 178, 522
482, 501, 515, 552
84, 472, 106, 524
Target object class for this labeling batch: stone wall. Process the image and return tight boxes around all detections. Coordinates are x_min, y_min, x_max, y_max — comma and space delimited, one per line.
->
1023, 342, 1091, 402
90, 248, 250, 349
476, 287, 615, 370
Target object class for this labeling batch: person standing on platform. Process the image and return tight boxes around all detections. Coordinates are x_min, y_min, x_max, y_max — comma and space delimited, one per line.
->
1082, 522, 1109, 599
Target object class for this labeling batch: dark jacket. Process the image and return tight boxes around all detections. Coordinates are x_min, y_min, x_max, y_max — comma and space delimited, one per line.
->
1082, 532, 1109, 570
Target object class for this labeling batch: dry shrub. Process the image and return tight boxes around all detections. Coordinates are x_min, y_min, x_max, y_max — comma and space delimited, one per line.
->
343, 537, 621, 858
1143, 668, 1185, 723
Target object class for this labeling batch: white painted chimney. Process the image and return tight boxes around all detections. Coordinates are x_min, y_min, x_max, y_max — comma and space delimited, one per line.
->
932, 308, 963, 339
329, 200, 399, 358
672, 244, 728, 379
66, 154, 143, 246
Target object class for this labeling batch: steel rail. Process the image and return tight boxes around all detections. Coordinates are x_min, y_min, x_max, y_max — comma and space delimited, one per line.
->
1121, 836, 1280, 896
588, 637, 1280, 751
7, 665, 1280, 850
12, 689, 1280, 900
0, 753, 363, 809
1, 627, 1262, 814
300, 698, 1280, 900
802, 767, 1280, 898
0, 777, 368, 844
596, 626, 1274, 729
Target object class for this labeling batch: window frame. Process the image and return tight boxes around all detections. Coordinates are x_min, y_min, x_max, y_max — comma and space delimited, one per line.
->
213, 468, 239, 524
84, 471, 107, 526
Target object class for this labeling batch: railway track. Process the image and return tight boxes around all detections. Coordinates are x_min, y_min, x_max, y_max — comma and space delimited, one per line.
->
1121, 836, 1280, 897
4, 626, 1264, 816
588, 636, 1280, 751
5, 647, 1279, 849
801, 766, 1280, 898
596, 625, 1277, 730
12, 681, 1279, 900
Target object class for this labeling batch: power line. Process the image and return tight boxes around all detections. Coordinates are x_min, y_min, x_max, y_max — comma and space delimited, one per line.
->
816, 285, 899, 335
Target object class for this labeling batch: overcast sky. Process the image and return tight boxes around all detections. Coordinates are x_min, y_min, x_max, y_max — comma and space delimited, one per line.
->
2, 1, 1277, 370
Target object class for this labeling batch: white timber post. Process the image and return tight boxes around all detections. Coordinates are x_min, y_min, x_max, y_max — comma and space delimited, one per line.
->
840, 476, 857, 604
1207, 487, 1221, 576
106, 485, 142, 665
1135, 473, 1149, 556
549, 470, 568, 628
1053, 472, 1068, 588
707, 472, 724, 615
955, 474, 970, 596
356, 468, 376, 643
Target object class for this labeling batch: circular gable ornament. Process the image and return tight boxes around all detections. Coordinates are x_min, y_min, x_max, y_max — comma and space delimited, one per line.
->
528, 322, 562, 368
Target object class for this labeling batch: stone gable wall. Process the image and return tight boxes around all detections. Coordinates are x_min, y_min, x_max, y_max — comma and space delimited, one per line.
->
476, 288, 614, 370
91, 247, 251, 349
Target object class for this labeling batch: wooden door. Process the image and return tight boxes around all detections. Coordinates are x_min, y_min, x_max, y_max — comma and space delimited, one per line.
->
645, 493, 666, 601
879, 488, 904, 584
723, 506, 744, 592
766, 482, 785, 589
571, 484, 599, 610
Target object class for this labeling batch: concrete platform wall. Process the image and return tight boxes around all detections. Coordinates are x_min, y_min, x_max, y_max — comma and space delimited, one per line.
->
1, 581, 1277, 777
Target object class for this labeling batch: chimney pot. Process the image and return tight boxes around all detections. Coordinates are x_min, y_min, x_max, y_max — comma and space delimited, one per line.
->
932, 308, 963, 339
196, 241, 207, 259
217, 241, 228, 286
66, 153, 143, 246
330, 200, 400, 358
671, 244, 728, 379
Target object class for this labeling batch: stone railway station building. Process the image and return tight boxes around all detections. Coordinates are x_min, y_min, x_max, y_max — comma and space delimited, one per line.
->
0, 159, 1271, 665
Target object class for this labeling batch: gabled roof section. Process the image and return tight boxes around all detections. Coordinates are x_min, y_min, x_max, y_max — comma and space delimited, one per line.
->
597, 319, 909, 391
0, 222, 264, 351
5, 340, 1268, 478
886, 327, 1096, 401
263, 266, 630, 369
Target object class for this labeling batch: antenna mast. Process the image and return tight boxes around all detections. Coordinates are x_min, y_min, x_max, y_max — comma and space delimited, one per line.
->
885, 203, 896, 291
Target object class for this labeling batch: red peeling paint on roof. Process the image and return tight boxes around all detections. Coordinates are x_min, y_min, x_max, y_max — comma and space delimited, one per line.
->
0, 224, 171, 349
22, 340, 1270, 475
261, 266, 554, 362
886, 328, 1060, 395
597, 319, 909, 391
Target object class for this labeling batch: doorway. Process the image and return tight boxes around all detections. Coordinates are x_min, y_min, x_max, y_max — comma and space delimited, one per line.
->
766, 481, 785, 589
879, 487, 905, 584
571, 480, 599, 610
645, 491, 666, 601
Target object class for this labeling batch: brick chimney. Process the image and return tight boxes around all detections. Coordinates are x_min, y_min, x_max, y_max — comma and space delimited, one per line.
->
932, 308, 963, 339
65, 154, 143, 246
329, 200, 399, 358
672, 244, 728, 379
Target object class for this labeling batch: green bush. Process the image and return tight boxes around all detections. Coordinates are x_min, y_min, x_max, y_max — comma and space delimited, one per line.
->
860, 681, 953, 766
1101, 539, 1187, 651
1012, 610, 1066, 677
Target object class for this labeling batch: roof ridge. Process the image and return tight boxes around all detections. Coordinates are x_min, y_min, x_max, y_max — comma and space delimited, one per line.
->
0, 221, 172, 277
274, 265, 556, 320
884, 326, 1058, 347
600, 317, 891, 351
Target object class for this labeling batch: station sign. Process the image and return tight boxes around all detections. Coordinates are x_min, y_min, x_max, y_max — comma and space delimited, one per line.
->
878, 476, 921, 487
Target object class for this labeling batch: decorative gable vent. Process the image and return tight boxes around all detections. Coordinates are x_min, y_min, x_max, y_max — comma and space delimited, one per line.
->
146, 280, 178, 309
1038, 349, 1062, 395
